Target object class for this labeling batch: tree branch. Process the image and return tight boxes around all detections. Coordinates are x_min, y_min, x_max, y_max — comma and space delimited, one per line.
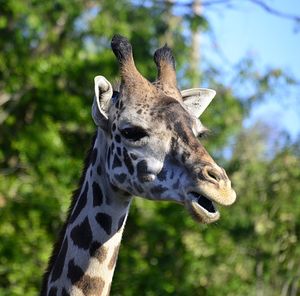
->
0, 86, 32, 125
164, 0, 300, 22
0, 93, 10, 106
247, 0, 300, 22
202, 0, 233, 7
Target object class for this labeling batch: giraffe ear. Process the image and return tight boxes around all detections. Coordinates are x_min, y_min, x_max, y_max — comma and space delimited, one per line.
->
181, 88, 216, 118
92, 75, 113, 129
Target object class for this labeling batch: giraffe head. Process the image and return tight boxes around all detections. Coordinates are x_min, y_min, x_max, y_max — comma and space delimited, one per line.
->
92, 35, 236, 224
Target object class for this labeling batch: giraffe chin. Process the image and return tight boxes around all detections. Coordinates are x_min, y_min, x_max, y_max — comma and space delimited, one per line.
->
185, 193, 220, 224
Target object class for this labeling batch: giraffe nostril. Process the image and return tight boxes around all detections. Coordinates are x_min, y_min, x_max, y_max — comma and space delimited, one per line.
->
202, 166, 221, 184
208, 169, 219, 181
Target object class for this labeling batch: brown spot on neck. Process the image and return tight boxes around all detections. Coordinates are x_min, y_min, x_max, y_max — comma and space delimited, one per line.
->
75, 275, 105, 296
90, 243, 108, 264
108, 246, 120, 270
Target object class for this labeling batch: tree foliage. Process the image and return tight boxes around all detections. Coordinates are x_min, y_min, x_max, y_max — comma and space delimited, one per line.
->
0, 1, 299, 295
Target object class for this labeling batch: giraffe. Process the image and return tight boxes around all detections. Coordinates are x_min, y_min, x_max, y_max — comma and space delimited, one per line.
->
41, 35, 236, 296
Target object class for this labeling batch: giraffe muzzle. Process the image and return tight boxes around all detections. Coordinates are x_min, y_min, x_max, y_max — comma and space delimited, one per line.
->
184, 165, 236, 223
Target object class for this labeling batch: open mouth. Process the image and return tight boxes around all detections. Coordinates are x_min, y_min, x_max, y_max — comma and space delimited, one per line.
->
190, 192, 216, 213
186, 191, 220, 224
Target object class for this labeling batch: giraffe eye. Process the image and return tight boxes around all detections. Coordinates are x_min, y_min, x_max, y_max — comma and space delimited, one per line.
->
198, 128, 210, 139
198, 132, 206, 139
120, 126, 148, 142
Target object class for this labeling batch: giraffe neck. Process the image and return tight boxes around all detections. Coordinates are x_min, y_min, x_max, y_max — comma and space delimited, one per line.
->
42, 130, 132, 296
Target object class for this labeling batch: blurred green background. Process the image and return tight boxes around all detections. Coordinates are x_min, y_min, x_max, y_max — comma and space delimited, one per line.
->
0, 1, 299, 295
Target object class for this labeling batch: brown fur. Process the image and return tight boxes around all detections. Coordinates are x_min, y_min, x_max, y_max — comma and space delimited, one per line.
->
93, 246, 108, 264
108, 246, 120, 270
75, 275, 105, 296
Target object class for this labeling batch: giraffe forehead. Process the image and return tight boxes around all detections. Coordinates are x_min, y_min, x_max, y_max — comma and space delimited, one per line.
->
115, 86, 179, 111
114, 95, 189, 126
152, 100, 194, 131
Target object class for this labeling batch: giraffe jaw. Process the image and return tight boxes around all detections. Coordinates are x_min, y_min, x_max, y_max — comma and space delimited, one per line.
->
185, 192, 220, 224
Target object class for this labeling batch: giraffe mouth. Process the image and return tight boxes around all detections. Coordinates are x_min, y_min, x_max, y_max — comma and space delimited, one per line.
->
185, 192, 220, 224
191, 192, 216, 213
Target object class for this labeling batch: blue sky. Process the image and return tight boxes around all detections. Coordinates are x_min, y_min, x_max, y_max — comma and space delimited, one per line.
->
202, 0, 300, 139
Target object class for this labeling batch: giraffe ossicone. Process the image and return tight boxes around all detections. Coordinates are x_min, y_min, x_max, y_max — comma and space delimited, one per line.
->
41, 34, 236, 296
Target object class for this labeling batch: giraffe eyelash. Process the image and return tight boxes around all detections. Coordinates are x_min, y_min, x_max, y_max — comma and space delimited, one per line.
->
119, 126, 149, 142
197, 128, 211, 139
